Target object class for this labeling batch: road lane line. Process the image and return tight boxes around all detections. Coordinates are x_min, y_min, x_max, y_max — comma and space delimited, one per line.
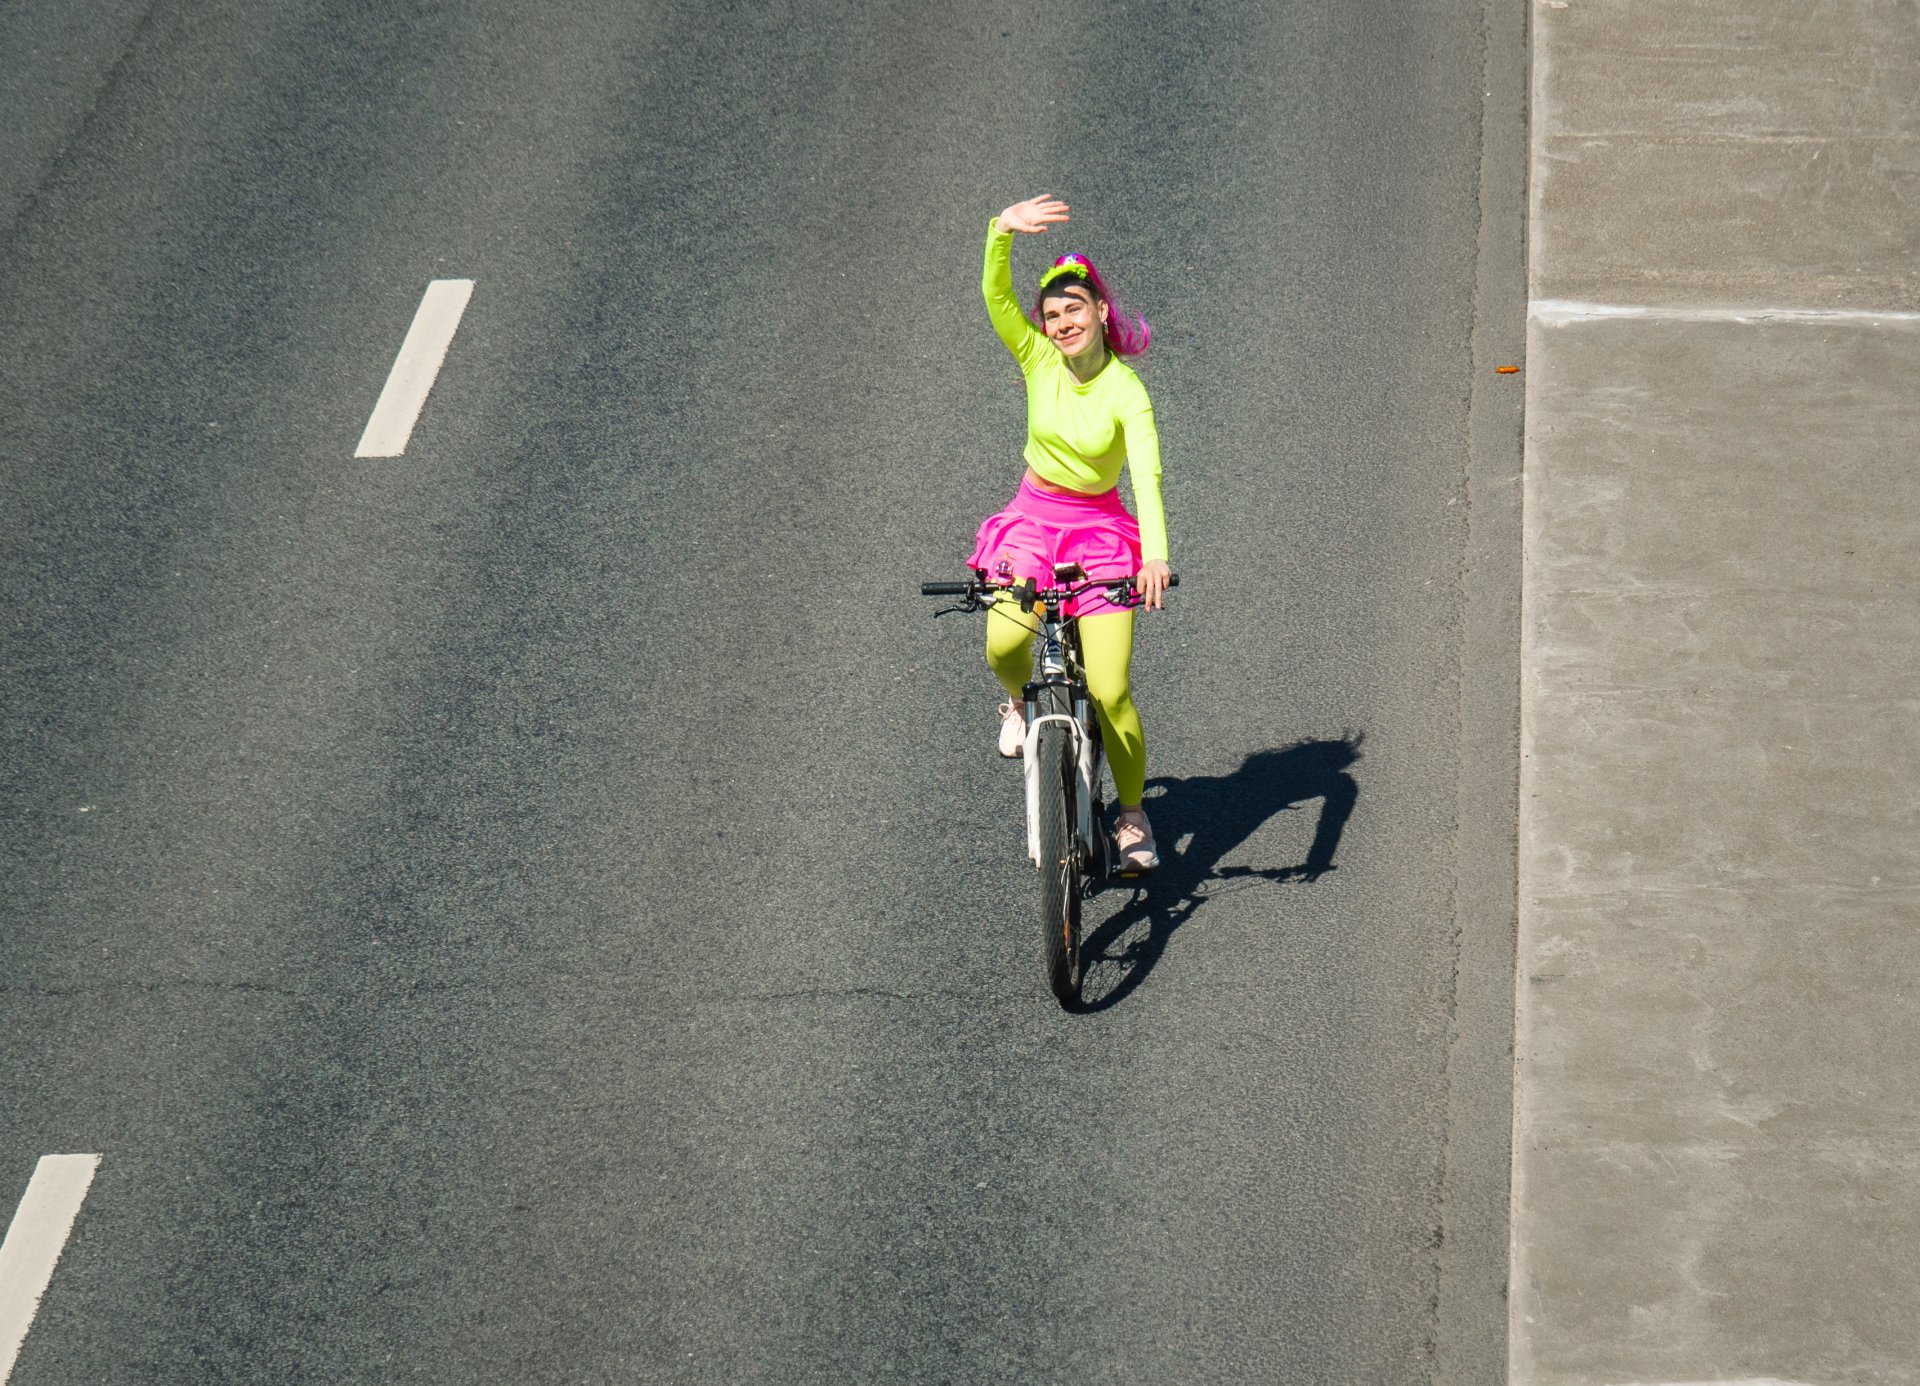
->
1532, 298, 1920, 326
0, 1155, 100, 1384
354, 278, 475, 457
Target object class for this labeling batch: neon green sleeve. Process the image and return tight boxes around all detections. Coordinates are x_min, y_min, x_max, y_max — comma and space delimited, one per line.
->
1123, 393, 1169, 563
983, 220, 1045, 371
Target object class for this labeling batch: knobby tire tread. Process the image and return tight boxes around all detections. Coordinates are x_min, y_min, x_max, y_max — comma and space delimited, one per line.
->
1035, 685, 1081, 1007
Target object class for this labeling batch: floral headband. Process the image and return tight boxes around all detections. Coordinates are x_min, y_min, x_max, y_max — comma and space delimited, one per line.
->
1037, 254, 1092, 293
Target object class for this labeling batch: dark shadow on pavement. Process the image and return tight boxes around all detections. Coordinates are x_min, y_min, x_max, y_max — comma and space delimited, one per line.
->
1073, 734, 1363, 1013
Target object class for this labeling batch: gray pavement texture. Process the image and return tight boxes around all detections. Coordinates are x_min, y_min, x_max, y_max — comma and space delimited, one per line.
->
1514, 2, 1920, 1384
1, 1, 1525, 1383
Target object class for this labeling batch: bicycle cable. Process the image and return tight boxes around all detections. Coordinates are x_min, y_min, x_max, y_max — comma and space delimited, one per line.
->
933, 582, 1148, 641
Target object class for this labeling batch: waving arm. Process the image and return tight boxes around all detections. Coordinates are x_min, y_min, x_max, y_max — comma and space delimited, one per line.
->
982, 195, 1069, 369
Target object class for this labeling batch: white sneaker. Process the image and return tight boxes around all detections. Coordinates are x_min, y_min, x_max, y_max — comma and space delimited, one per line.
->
1114, 809, 1160, 874
997, 700, 1025, 758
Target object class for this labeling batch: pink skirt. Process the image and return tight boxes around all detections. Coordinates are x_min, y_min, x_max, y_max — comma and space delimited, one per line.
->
969, 476, 1143, 618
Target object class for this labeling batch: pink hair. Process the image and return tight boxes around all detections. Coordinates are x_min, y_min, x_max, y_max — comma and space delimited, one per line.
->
1032, 255, 1152, 358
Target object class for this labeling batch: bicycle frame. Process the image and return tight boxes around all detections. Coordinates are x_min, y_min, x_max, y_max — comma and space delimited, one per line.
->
921, 567, 1176, 882
920, 566, 1178, 1003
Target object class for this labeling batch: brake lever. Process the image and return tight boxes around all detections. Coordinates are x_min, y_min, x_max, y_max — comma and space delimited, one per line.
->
932, 588, 986, 618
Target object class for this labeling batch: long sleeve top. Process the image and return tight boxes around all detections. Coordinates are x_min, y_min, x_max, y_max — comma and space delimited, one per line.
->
981, 220, 1168, 563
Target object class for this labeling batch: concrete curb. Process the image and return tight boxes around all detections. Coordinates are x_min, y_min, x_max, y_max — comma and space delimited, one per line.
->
1512, 0, 1920, 1382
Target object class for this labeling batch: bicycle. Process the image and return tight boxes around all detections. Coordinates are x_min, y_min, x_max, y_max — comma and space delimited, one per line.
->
922, 564, 1179, 1007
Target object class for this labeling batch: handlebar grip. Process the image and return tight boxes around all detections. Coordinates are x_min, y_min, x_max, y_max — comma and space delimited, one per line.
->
1165, 573, 1179, 589
921, 581, 973, 596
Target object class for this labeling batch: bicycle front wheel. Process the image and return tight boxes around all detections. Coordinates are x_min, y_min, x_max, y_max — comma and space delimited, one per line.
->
1033, 689, 1082, 1007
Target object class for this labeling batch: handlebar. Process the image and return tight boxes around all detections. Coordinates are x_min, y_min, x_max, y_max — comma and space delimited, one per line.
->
919, 573, 1180, 605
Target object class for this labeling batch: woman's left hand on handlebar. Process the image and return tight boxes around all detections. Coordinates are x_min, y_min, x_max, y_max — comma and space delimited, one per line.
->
1136, 559, 1172, 611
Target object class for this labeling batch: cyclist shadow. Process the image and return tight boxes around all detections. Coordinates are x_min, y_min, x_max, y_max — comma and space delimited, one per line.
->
1075, 733, 1363, 1013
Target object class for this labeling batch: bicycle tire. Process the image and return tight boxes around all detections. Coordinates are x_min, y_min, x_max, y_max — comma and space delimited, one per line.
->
1034, 685, 1082, 1007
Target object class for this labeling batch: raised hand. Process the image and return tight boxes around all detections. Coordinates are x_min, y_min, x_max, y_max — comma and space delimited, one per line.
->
997, 195, 1071, 235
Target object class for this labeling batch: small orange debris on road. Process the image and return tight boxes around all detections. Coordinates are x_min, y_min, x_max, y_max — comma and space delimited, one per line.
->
1496, 365, 1520, 374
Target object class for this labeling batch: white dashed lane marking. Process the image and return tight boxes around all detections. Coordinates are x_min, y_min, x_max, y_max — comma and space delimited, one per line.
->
0, 1154, 100, 1384
355, 278, 475, 457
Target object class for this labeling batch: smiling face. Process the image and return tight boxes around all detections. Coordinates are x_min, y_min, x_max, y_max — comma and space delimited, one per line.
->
1039, 283, 1111, 364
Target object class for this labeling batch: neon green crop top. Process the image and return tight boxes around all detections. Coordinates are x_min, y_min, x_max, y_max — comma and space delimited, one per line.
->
982, 221, 1168, 563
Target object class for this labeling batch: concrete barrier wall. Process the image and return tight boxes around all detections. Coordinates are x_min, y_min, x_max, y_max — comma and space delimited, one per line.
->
1514, 2, 1920, 1383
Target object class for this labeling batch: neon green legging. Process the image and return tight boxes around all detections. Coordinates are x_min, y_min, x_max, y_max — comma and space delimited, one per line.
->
987, 604, 1146, 807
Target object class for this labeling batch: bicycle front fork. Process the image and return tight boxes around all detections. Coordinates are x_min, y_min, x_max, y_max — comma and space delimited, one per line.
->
1020, 676, 1106, 875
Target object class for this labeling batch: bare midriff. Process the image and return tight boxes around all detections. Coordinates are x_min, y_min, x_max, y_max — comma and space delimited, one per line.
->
1022, 467, 1095, 497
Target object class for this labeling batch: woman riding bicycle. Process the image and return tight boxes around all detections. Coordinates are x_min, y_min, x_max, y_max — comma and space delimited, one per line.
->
971, 193, 1171, 874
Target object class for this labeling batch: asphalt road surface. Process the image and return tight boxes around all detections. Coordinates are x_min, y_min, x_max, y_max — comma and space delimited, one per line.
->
1, 1, 1526, 1381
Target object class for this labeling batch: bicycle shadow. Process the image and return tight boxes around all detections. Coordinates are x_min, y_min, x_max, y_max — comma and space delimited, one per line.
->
1074, 734, 1363, 1013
